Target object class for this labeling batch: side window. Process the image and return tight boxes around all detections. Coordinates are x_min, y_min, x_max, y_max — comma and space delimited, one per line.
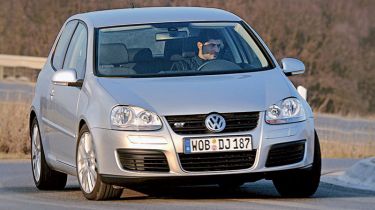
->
52, 21, 78, 70
63, 23, 88, 80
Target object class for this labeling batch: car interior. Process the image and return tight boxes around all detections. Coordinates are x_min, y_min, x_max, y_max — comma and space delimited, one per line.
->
97, 24, 265, 76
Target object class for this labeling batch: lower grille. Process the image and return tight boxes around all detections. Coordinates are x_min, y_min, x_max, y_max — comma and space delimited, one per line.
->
117, 149, 169, 172
265, 140, 306, 167
179, 150, 257, 172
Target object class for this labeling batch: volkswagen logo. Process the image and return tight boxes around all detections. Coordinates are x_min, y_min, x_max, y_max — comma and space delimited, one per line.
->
205, 114, 226, 132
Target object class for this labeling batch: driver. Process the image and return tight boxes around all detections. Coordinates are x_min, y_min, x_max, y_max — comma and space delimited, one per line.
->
171, 29, 224, 71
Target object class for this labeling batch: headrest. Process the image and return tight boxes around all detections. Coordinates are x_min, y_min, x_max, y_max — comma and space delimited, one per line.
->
99, 43, 128, 65
164, 37, 201, 60
127, 48, 153, 62
181, 37, 199, 58
164, 39, 182, 60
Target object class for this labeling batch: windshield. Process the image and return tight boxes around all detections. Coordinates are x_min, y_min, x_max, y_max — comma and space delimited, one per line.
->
95, 22, 273, 77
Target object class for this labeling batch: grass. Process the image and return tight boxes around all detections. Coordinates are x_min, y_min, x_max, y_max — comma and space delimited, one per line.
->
0, 152, 29, 159
0, 101, 374, 159
0, 102, 30, 156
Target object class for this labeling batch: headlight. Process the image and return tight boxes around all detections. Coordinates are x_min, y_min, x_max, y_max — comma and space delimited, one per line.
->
265, 98, 306, 124
111, 106, 162, 130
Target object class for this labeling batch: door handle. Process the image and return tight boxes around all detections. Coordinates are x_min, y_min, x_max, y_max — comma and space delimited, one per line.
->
50, 88, 55, 97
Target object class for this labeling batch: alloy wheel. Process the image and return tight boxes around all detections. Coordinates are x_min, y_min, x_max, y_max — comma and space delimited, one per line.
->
31, 124, 41, 182
77, 132, 97, 194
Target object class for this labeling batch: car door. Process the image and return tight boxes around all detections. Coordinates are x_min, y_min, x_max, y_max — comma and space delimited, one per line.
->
42, 20, 78, 161
50, 23, 88, 166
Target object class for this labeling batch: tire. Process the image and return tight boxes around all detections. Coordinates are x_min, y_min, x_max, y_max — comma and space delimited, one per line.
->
76, 124, 123, 200
272, 130, 321, 197
30, 118, 67, 190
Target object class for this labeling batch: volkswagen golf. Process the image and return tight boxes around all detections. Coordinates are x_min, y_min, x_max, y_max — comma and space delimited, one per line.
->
29, 7, 321, 200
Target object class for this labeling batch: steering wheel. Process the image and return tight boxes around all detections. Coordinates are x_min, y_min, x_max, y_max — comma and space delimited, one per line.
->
197, 59, 242, 72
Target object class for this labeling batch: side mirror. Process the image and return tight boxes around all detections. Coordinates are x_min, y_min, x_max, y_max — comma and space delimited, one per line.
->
52, 69, 83, 87
281, 58, 305, 76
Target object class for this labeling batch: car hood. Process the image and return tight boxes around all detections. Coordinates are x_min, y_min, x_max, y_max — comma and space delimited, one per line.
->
97, 70, 293, 116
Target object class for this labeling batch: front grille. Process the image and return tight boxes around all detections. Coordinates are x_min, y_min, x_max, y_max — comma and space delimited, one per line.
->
178, 150, 257, 172
265, 140, 306, 167
117, 149, 169, 172
165, 112, 259, 135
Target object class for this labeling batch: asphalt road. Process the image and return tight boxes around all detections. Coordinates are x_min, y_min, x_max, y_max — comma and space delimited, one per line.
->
0, 81, 34, 101
0, 159, 374, 210
0, 81, 34, 93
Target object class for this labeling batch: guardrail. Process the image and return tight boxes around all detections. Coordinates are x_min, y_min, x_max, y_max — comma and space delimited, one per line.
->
315, 114, 375, 143
0, 54, 46, 82
0, 54, 46, 69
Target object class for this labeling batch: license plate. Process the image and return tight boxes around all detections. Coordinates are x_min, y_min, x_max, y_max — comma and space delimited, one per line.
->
183, 136, 252, 154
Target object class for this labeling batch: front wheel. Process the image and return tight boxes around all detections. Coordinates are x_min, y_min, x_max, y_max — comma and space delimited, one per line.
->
76, 124, 123, 200
272, 131, 321, 197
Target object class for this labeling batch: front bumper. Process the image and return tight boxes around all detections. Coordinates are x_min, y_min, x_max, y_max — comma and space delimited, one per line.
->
100, 164, 314, 186
91, 113, 315, 182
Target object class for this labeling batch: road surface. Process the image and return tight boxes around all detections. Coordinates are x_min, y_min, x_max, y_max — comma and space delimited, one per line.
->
0, 159, 374, 210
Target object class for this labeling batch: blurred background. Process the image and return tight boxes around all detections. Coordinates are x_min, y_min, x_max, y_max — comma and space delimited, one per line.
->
0, 0, 374, 158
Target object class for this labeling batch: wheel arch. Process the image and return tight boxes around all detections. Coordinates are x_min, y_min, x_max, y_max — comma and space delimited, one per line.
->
29, 109, 37, 137
79, 119, 87, 133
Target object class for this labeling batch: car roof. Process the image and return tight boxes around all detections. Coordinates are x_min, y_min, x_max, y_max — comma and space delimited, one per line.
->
70, 7, 242, 28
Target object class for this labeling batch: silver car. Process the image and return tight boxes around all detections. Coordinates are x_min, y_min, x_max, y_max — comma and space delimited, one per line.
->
30, 7, 321, 200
